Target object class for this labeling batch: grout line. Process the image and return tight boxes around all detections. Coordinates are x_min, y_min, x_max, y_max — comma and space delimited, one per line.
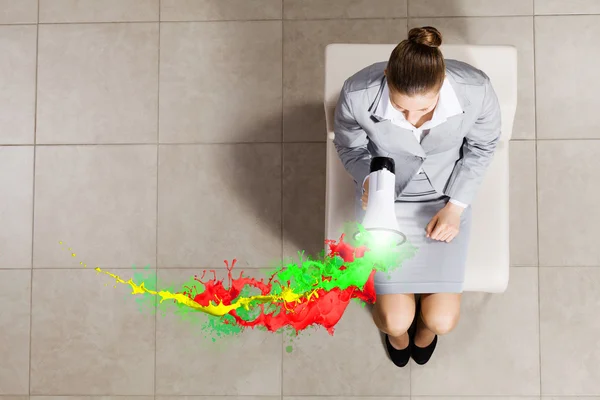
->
407, 14, 533, 19
33, 19, 280, 25
6, 138, 600, 147
533, 12, 600, 16
16, 396, 571, 398
21, 267, 171, 271
280, 7, 285, 398
154, 2, 161, 398
28, 1, 40, 395
0, 22, 38, 26
8, 16, 425, 25
532, 12, 543, 396
36, 20, 162, 26
23, 396, 164, 398
1, 141, 327, 146
1, 12, 599, 27
10, 395, 600, 398
12, 265, 598, 271
403, 13, 600, 19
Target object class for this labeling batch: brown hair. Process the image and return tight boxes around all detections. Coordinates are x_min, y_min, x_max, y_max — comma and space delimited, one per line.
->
386, 26, 445, 96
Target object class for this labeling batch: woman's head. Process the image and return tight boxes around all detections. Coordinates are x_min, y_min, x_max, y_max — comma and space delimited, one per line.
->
385, 26, 445, 121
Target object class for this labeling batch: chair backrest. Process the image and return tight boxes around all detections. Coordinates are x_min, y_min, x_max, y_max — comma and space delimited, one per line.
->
324, 44, 518, 142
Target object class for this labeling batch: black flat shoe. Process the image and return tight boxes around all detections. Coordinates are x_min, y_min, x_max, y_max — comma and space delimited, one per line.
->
411, 334, 437, 365
385, 334, 411, 368
411, 298, 438, 365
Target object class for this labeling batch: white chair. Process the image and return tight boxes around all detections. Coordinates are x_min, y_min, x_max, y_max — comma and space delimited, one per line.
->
324, 44, 517, 293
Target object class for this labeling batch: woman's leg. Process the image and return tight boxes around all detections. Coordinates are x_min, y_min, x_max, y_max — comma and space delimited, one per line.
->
372, 293, 416, 349
415, 293, 461, 347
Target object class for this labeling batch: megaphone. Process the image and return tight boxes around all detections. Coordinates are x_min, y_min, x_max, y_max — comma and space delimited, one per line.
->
355, 156, 407, 248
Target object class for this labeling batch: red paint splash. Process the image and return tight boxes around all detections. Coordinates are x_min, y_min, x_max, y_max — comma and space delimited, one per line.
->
179, 235, 375, 335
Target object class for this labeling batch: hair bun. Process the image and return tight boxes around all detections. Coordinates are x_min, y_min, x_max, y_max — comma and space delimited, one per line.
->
408, 26, 442, 48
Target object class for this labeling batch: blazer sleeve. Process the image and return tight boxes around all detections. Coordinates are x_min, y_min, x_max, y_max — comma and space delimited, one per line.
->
446, 78, 502, 206
333, 81, 372, 190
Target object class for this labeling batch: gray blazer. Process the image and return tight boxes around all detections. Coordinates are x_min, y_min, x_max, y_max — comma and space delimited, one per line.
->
333, 59, 501, 206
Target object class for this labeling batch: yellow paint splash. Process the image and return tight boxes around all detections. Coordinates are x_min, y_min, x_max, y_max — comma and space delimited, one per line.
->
60, 240, 320, 318
94, 266, 318, 317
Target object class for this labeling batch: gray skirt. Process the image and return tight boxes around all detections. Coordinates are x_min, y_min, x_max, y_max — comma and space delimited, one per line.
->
356, 172, 472, 295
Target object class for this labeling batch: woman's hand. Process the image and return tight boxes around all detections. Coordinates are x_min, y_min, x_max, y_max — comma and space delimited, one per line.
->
361, 177, 370, 210
425, 202, 464, 242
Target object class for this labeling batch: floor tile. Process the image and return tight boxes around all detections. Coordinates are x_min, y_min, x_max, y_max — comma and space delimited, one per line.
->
283, 19, 407, 142
0, 0, 37, 23
0, 146, 33, 269
161, 0, 282, 21
409, 0, 533, 16
0, 270, 31, 395
537, 140, 600, 267
283, 301, 410, 396
37, 23, 159, 144
510, 140, 538, 266
0, 25, 36, 145
284, 0, 407, 19
159, 21, 282, 143
411, 267, 540, 396
33, 145, 157, 268
0, 397, 29, 400
540, 268, 600, 395
30, 268, 155, 395
157, 144, 281, 268
155, 269, 281, 395
283, 143, 326, 259
409, 17, 535, 140
535, 15, 600, 139
535, 0, 600, 14
39, 0, 159, 22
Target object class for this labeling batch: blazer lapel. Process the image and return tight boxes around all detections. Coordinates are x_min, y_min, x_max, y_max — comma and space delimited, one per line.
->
367, 75, 387, 119
420, 75, 472, 153
378, 120, 426, 158
420, 113, 465, 153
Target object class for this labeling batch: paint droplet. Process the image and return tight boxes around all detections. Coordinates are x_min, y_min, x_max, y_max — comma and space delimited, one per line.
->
59, 241, 63, 245
71, 253, 76, 257
80, 262, 83, 265
286, 345, 293, 353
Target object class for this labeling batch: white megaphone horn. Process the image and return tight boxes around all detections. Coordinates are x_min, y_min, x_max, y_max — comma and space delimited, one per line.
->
355, 156, 407, 248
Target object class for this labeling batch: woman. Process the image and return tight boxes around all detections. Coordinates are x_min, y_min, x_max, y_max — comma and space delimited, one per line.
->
333, 26, 501, 367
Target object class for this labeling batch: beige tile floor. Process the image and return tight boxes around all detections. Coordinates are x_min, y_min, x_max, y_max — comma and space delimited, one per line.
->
1, 0, 600, 398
